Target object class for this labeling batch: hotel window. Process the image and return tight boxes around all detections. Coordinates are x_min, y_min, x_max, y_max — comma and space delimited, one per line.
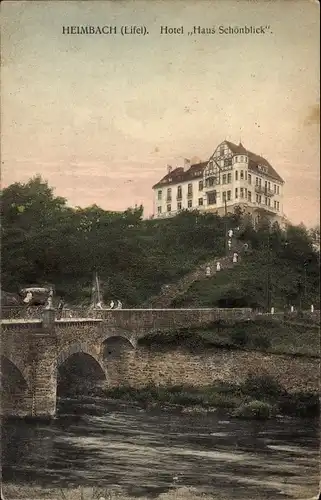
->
268, 198, 271, 206
187, 183, 193, 196
277, 201, 280, 211
245, 188, 247, 197
248, 191, 252, 202
224, 158, 232, 167
208, 177, 215, 187
256, 177, 259, 186
235, 156, 238, 163
167, 188, 172, 201
199, 180, 203, 191
227, 173, 232, 183
222, 174, 227, 184
198, 197, 203, 206
240, 170, 244, 180
248, 174, 252, 184
187, 200, 193, 208
277, 185, 280, 194
265, 197, 268, 205
157, 206, 162, 214
240, 188, 244, 198
177, 185, 182, 199
177, 202, 182, 211
245, 171, 248, 180
235, 188, 238, 199
167, 204, 171, 212
256, 194, 259, 203
157, 190, 162, 200
240, 156, 244, 162
222, 191, 227, 201
227, 190, 231, 201
259, 195, 262, 203
274, 184, 277, 193
274, 200, 277, 209
268, 182, 271, 190
207, 192, 216, 205
235, 171, 238, 181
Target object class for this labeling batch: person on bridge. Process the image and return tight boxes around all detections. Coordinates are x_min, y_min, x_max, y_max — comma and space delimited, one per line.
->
205, 265, 211, 277
96, 301, 103, 309
23, 291, 33, 304
228, 229, 233, 239
116, 300, 123, 309
227, 239, 232, 250
216, 262, 221, 272
233, 252, 238, 263
109, 300, 115, 309
57, 298, 65, 319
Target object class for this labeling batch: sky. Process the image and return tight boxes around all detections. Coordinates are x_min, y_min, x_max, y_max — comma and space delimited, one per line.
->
2, 0, 320, 226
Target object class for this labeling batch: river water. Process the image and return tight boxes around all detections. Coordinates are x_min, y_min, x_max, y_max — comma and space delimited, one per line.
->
1, 397, 319, 500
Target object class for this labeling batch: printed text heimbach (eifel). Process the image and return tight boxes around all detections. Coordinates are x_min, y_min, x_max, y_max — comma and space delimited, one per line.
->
62, 26, 148, 35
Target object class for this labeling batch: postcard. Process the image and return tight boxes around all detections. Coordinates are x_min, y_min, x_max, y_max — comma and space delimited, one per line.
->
1, 1, 320, 499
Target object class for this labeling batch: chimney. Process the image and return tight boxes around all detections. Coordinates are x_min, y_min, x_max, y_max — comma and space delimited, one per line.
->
184, 158, 191, 169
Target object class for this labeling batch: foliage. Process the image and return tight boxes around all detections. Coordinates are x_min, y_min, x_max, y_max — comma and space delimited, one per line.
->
232, 400, 275, 420
93, 379, 318, 418
239, 374, 284, 401
1, 176, 320, 308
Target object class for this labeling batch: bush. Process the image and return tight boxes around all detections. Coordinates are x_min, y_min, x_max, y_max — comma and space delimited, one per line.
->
230, 329, 249, 347
251, 335, 272, 350
278, 392, 320, 418
233, 400, 275, 419
240, 374, 284, 401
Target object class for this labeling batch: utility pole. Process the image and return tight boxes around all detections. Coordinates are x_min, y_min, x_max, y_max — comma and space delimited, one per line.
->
266, 230, 271, 312
303, 261, 308, 310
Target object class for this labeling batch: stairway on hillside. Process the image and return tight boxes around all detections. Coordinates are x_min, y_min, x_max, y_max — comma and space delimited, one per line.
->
142, 239, 246, 309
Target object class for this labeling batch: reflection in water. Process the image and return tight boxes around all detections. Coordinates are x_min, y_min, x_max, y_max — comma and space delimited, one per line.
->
1, 397, 319, 499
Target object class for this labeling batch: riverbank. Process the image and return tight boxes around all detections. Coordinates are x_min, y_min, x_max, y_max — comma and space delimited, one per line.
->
68, 374, 319, 420
3, 485, 319, 500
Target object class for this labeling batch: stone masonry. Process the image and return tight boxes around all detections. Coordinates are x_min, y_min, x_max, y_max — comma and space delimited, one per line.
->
1, 307, 319, 417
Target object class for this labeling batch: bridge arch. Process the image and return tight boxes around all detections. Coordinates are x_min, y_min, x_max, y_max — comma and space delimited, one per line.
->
1, 355, 30, 416
56, 343, 108, 398
100, 329, 137, 349
56, 342, 106, 373
0, 355, 28, 388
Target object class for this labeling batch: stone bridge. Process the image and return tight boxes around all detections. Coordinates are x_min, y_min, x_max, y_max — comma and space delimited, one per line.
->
1, 307, 255, 418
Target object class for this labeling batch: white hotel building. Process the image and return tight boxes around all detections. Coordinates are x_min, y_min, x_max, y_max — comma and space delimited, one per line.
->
152, 140, 285, 225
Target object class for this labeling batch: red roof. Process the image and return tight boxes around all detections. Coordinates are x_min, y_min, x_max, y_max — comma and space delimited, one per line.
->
153, 141, 284, 188
225, 141, 284, 183
152, 163, 207, 189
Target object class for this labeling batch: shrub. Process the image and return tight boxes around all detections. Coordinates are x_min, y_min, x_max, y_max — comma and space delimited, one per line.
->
233, 400, 275, 419
278, 392, 320, 418
230, 329, 249, 347
251, 335, 272, 350
240, 374, 284, 401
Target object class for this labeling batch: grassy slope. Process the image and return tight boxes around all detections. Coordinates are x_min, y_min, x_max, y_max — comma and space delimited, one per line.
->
172, 252, 320, 310
138, 319, 319, 357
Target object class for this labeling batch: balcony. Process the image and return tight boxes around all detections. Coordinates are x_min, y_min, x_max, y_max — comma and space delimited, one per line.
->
255, 185, 274, 197
166, 196, 172, 202
176, 194, 182, 200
